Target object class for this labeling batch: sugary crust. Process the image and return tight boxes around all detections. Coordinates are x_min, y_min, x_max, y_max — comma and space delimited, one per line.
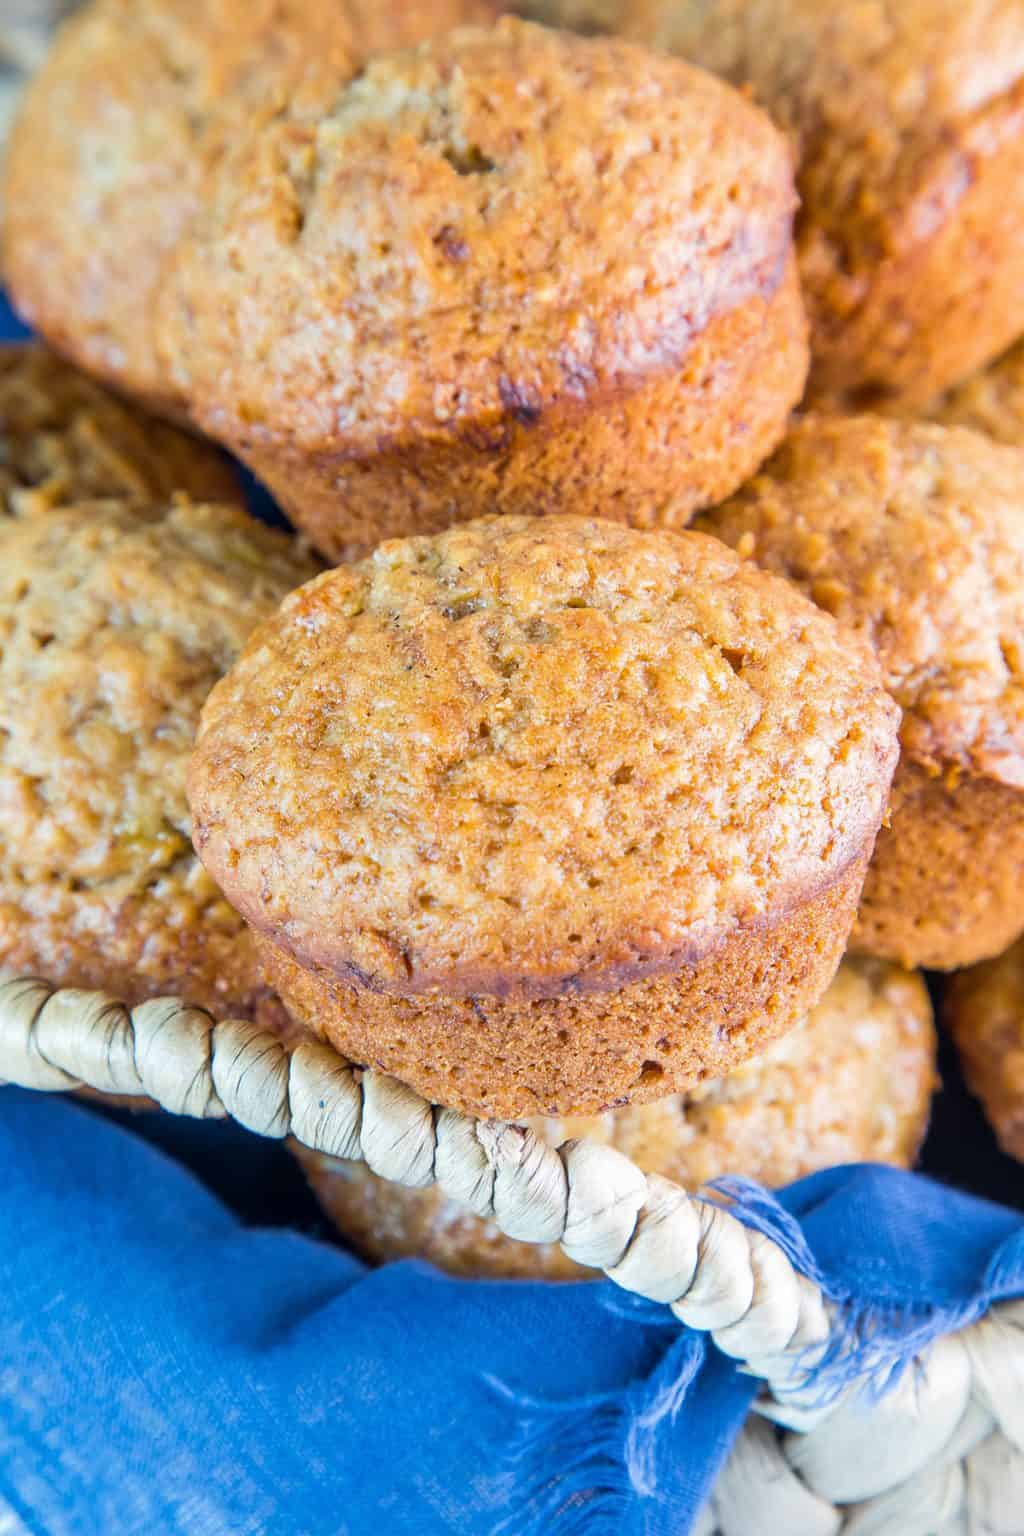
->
189, 515, 898, 1006
698, 414, 1024, 969
0, 343, 238, 516
947, 938, 1024, 1162
259, 853, 870, 1118
527, 0, 1024, 406
697, 415, 1024, 786
0, 498, 319, 1021
799, 70, 1024, 409
295, 956, 937, 1278
2, 0, 495, 413
159, 18, 806, 549
235, 257, 807, 562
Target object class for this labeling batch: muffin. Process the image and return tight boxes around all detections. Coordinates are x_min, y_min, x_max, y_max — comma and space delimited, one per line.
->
0, 498, 319, 1022
946, 939, 1024, 1162
917, 337, 1024, 448
160, 18, 808, 560
295, 957, 936, 1278
0, 343, 239, 516
522, 0, 1024, 409
697, 415, 1024, 970
2, 0, 496, 416
188, 514, 899, 1120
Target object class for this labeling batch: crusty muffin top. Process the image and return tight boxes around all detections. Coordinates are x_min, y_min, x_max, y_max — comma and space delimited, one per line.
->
698, 414, 1024, 785
529, 0, 1024, 402
0, 344, 238, 516
160, 17, 797, 455
3, 0, 496, 410
526, 0, 1024, 204
0, 497, 319, 1010
189, 514, 899, 996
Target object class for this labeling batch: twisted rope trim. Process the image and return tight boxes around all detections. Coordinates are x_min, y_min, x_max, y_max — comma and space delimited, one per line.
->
0, 972, 829, 1372
3, 972, 1023, 1532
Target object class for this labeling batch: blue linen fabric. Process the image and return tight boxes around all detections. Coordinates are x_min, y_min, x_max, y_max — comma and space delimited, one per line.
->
2, 1089, 1024, 1536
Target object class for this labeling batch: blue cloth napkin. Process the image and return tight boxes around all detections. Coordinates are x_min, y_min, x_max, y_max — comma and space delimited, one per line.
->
2, 1089, 1023, 1536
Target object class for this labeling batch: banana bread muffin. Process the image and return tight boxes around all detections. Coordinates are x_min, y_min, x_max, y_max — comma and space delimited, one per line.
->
0, 343, 238, 516
160, 18, 808, 560
295, 957, 935, 1278
523, 0, 1024, 409
698, 415, 1024, 970
947, 938, 1024, 1162
917, 336, 1024, 447
2, 0, 495, 416
0, 498, 319, 1021
189, 514, 899, 1119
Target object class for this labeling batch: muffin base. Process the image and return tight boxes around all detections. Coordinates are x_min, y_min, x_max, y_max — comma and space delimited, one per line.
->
257, 849, 867, 1120
853, 761, 1024, 971
235, 257, 807, 562
946, 938, 1024, 1162
294, 955, 935, 1279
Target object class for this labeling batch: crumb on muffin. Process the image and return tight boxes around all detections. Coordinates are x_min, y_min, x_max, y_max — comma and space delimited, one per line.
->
189, 513, 899, 1117
0, 495, 319, 1021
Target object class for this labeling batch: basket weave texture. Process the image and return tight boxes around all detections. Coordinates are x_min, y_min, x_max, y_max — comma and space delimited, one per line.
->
2, 971, 1022, 1534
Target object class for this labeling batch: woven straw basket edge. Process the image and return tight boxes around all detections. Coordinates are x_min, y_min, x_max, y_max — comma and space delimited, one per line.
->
1, 971, 1021, 1533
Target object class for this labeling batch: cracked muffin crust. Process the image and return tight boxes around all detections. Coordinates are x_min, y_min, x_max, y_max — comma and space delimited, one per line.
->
0, 497, 319, 1022
0, 343, 239, 516
295, 957, 936, 1278
698, 414, 1024, 970
947, 938, 1024, 1162
522, 0, 1024, 408
160, 17, 808, 559
189, 514, 899, 1119
2, 0, 496, 415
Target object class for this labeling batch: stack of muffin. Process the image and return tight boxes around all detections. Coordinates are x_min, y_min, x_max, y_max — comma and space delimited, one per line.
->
2, 0, 1023, 1280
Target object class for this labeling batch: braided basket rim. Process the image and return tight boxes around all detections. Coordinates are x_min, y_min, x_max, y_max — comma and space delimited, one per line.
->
2, 970, 1022, 1533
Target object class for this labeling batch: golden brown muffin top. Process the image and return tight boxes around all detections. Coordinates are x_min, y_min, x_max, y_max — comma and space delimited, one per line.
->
3, 0, 496, 410
160, 17, 798, 455
697, 415, 1024, 787
919, 337, 1024, 447
0, 498, 319, 1007
0, 343, 238, 515
526, 1, 1024, 180
611, 0, 1024, 157
190, 514, 899, 998
530, 0, 1024, 401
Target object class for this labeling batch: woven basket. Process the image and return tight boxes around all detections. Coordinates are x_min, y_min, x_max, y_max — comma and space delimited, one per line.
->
3, 970, 1022, 1533
2, 3, 1022, 1526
